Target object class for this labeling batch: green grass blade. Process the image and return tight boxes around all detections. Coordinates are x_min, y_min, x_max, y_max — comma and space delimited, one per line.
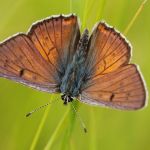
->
61, 100, 79, 150
89, 108, 96, 150
115, 1, 130, 31
29, 96, 53, 150
82, 0, 90, 30
85, 0, 106, 30
44, 107, 70, 150
68, 101, 79, 134
69, 0, 73, 13
61, 127, 70, 150
124, 0, 147, 35
95, 0, 106, 21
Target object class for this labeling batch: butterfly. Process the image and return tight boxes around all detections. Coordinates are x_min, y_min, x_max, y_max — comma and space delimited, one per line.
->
0, 14, 147, 110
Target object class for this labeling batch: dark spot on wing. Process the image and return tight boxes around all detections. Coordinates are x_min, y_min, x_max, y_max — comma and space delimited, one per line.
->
126, 92, 130, 100
110, 93, 115, 101
19, 69, 25, 77
5, 59, 8, 63
4, 59, 9, 67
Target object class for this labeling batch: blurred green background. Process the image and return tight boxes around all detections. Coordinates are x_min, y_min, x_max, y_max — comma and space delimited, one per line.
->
0, 0, 150, 150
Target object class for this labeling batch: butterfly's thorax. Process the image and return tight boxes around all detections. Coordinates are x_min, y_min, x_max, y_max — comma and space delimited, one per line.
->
60, 29, 89, 98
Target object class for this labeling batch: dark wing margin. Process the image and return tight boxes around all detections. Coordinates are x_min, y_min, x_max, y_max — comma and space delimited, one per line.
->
80, 65, 147, 110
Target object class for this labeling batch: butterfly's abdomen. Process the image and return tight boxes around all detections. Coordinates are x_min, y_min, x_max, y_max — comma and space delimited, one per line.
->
60, 29, 89, 97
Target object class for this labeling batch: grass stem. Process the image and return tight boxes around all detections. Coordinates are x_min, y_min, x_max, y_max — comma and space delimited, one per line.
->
95, 0, 106, 21
69, 0, 73, 13
29, 99, 52, 150
82, 0, 89, 30
44, 108, 70, 150
124, 0, 147, 35
89, 107, 96, 150
60, 101, 79, 150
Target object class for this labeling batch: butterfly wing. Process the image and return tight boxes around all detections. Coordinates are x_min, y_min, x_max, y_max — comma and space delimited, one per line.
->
28, 14, 80, 78
85, 22, 131, 81
0, 34, 58, 93
81, 65, 146, 110
80, 22, 147, 110
0, 14, 80, 93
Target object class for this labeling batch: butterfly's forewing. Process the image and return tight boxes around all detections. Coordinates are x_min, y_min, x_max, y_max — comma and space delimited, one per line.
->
0, 34, 58, 92
85, 22, 131, 80
0, 15, 80, 93
80, 22, 146, 110
28, 14, 80, 75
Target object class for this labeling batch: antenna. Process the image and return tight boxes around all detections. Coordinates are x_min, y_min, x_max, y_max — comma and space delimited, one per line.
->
71, 102, 87, 133
26, 98, 59, 117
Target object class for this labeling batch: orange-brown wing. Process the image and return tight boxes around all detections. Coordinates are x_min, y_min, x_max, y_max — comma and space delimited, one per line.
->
80, 65, 147, 110
28, 14, 80, 75
85, 22, 131, 80
0, 34, 58, 93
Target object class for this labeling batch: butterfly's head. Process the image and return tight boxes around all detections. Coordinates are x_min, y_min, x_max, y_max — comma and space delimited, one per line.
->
61, 94, 73, 105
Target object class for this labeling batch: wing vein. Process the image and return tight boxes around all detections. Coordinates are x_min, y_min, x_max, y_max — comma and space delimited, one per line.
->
33, 30, 50, 61
93, 50, 128, 78
83, 66, 134, 90
51, 18, 62, 61
5, 44, 26, 68
44, 21, 55, 46
13, 38, 35, 71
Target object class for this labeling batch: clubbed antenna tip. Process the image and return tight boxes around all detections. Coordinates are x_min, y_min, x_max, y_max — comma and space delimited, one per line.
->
84, 127, 87, 133
26, 112, 32, 117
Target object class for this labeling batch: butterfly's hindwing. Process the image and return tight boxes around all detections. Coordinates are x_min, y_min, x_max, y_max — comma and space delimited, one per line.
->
81, 65, 146, 110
